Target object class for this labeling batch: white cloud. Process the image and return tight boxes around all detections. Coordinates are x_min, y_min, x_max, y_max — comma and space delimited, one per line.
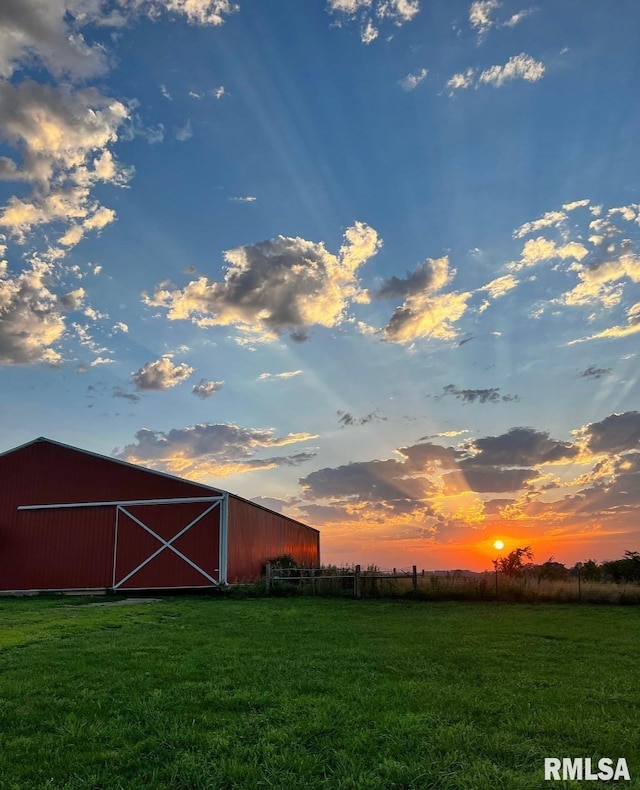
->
0, 258, 67, 364
399, 68, 428, 91
446, 68, 476, 93
0, 1, 239, 81
131, 356, 195, 390
115, 422, 318, 479
90, 355, 114, 366
479, 274, 519, 298
562, 251, 640, 308
143, 222, 381, 342
327, 0, 419, 44
361, 18, 379, 43
502, 8, 536, 28
113, 321, 129, 333
508, 237, 589, 270
212, 86, 225, 99
258, 370, 303, 381
562, 199, 590, 212
513, 210, 567, 239
229, 195, 257, 203
0, 80, 131, 243
479, 53, 545, 87
328, 0, 371, 11
469, 0, 500, 38
175, 119, 193, 141
568, 302, 640, 345
381, 256, 471, 343
192, 378, 224, 398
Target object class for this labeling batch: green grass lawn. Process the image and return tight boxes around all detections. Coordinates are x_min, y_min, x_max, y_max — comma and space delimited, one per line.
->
0, 596, 638, 789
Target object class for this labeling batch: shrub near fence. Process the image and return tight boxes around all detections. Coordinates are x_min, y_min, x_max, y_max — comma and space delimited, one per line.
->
264, 563, 640, 604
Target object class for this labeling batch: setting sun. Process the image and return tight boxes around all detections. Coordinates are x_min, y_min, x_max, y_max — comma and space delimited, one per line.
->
493, 540, 505, 551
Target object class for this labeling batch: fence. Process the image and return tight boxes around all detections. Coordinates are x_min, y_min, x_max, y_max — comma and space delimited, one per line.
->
265, 564, 421, 598
264, 564, 640, 603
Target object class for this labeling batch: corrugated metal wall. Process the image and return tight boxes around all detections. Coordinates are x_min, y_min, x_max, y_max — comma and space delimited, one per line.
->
0, 440, 223, 591
0, 439, 320, 590
227, 495, 320, 582
0, 439, 219, 507
8, 507, 114, 590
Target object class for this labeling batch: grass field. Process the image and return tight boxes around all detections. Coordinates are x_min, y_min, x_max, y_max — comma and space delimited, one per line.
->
0, 596, 638, 789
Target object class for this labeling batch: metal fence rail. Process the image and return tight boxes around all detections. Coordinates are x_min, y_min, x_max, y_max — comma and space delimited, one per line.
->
265, 564, 421, 598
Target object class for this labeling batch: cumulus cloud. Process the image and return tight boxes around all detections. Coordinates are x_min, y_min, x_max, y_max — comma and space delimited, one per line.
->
562, 198, 590, 212
469, 0, 500, 38
0, 0, 238, 81
0, 258, 69, 364
577, 411, 640, 455
514, 210, 568, 239
448, 53, 545, 93
561, 251, 640, 308
464, 427, 578, 467
192, 378, 224, 398
479, 53, 545, 87
479, 274, 518, 298
143, 222, 381, 342
379, 256, 471, 343
0, 80, 131, 244
399, 68, 428, 91
446, 68, 475, 93
327, 0, 420, 44
508, 237, 589, 271
376, 256, 449, 299
131, 356, 195, 390
115, 422, 317, 479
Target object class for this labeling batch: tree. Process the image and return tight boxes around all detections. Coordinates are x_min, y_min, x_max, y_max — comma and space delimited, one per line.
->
495, 546, 534, 578
572, 559, 601, 581
537, 557, 568, 581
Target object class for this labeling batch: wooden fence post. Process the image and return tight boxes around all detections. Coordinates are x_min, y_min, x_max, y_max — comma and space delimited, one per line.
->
265, 562, 271, 594
412, 565, 418, 592
355, 564, 362, 599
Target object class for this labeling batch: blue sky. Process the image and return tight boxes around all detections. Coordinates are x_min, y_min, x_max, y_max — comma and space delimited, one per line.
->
2, 0, 640, 570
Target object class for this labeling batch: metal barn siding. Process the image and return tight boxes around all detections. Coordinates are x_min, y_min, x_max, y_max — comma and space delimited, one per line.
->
0, 437, 319, 591
0, 438, 225, 592
0, 439, 219, 507
226, 495, 320, 583
8, 506, 114, 591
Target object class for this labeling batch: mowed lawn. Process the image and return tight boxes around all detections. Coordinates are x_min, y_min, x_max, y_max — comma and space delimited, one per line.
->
0, 597, 638, 789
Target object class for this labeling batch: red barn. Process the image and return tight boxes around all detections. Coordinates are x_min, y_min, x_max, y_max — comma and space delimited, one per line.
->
0, 437, 319, 593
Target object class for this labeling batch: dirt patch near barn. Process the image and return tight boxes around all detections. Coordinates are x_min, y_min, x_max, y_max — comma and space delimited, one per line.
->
60, 598, 162, 608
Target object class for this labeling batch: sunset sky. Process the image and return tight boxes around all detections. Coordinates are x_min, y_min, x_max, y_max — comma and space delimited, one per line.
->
2, 0, 639, 571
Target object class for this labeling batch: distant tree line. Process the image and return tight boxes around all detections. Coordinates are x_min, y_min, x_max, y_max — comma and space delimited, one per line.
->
495, 547, 640, 584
